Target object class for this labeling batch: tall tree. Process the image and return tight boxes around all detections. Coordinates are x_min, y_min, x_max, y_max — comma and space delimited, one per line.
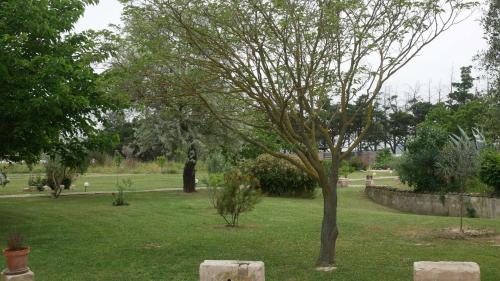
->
0, 0, 116, 163
109, 2, 234, 192
481, 0, 499, 93
447, 66, 476, 109
134, 0, 474, 268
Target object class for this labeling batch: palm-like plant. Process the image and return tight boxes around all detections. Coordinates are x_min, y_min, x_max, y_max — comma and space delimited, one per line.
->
436, 127, 483, 233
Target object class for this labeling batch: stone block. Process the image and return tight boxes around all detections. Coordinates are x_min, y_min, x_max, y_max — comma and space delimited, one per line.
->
200, 260, 264, 281
1, 269, 35, 281
414, 261, 480, 281
338, 178, 349, 188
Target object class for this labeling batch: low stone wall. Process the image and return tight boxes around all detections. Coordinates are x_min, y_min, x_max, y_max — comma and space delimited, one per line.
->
365, 185, 500, 218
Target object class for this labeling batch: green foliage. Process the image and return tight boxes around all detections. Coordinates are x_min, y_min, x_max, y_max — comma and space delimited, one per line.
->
436, 127, 482, 189
112, 179, 131, 206
207, 173, 224, 188
207, 153, 232, 174
466, 207, 477, 218
28, 175, 47, 192
114, 153, 124, 168
371, 149, 393, 169
247, 154, 316, 197
6, 233, 25, 251
45, 157, 72, 198
339, 161, 355, 178
0, 0, 117, 163
208, 171, 261, 227
156, 156, 166, 173
479, 150, 500, 192
0, 170, 9, 187
396, 124, 449, 192
447, 66, 476, 109
481, 0, 499, 93
348, 157, 366, 171
464, 177, 494, 195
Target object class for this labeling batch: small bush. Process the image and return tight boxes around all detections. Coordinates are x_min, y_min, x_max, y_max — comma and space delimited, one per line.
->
348, 157, 366, 171
479, 150, 500, 193
207, 153, 233, 174
396, 124, 449, 192
209, 171, 261, 227
156, 156, 166, 173
6, 233, 25, 251
0, 170, 9, 187
246, 154, 316, 197
339, 161, 355, 178
371, 149, 393, 169
207, 173, 224, 187
28, 175, 47, 191
466, 207, 477, 218
112, 179, 131, 206
464, 177, 494, 194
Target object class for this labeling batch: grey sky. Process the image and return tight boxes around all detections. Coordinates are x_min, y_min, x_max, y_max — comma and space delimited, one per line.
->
75, 0, 488, 103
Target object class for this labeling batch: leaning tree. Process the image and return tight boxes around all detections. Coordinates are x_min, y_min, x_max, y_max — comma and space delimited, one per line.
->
127, 0, 475, 268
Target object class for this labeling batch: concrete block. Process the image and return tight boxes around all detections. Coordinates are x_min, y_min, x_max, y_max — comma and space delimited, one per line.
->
1, 269, 35, 281
414, 261, 480, 281
338, 178, 349, 188
200, 260, 264, 281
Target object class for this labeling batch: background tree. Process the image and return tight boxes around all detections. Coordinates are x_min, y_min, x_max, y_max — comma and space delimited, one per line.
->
109, 3, 237, 192
0, 0, 117, 164
447, 66, 476, 110
481, 0, 499, 94
126, 0, 474, 268
396, 124, 449, 192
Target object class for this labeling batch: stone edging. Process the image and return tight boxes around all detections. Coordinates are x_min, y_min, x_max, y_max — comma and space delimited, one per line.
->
365, 185, 500, 218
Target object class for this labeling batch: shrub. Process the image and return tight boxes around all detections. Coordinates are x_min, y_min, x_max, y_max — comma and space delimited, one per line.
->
348, 157, 366, 171
464, 177, 493, 194
246, 154, 316, 197
156, 156, 166, 173
479, 150, 500, 193
339, 161, 355, 178
28, 175, 47, 191
0, 169, 9, 187
112, 179, 131, 206
6, 233, 25, 251
45, 157, 74, 197
209, 171, 261, 226
371, 149, 393, 169
207, 153, 232, 174
207, 173, 224, 187
396, 124, 449, 192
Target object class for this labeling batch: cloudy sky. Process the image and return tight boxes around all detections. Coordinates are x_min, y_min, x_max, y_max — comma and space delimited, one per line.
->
75, 1, 488, 103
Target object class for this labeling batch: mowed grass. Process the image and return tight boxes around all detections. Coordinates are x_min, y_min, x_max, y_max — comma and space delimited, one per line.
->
0, 186, 499, 281
0, 170, 396, 195
0, 172, 209, 195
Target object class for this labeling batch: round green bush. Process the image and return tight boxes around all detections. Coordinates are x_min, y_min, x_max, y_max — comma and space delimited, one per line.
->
395, 124, 449, 192
479, 150, 500, 192
245, 154, 316, 197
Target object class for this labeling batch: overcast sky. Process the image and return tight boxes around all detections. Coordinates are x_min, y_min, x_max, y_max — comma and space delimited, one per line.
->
75, 1, 488, 103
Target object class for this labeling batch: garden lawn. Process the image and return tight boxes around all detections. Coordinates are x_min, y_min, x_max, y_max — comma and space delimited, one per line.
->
0, 187, 499, 281
0, 172, 209, 195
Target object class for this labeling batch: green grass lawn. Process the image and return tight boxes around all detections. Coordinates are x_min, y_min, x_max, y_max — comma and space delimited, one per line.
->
0, 170, 396, 196
0, 172, 209, 195
0, 186, 498, 280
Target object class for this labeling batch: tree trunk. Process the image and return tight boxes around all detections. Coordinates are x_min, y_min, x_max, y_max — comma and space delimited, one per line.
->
183, 141, 197, 193
316, 160, 340, 268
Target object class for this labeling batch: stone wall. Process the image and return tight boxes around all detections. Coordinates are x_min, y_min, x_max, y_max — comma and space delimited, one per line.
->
365, 185, 500, 218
